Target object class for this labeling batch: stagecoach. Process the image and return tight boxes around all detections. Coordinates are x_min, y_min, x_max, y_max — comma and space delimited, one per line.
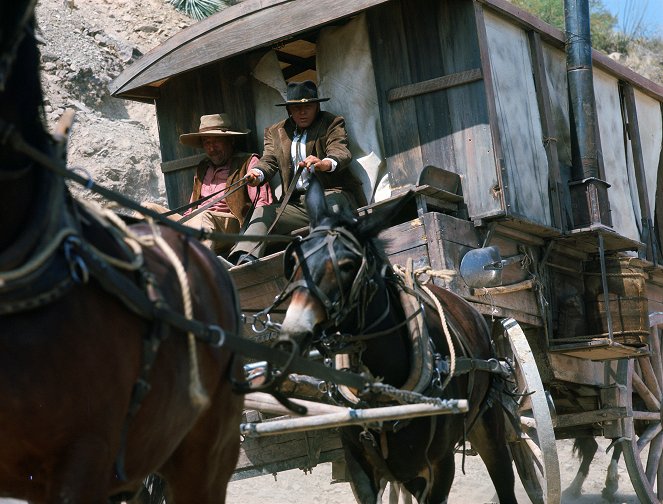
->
111, 0, 663, 502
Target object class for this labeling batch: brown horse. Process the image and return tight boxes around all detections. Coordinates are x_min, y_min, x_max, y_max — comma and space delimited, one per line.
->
279, 175, 517, 503
0, 5, 242, 503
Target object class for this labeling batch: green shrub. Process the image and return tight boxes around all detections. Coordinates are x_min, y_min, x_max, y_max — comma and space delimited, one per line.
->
169, 0, 233, 20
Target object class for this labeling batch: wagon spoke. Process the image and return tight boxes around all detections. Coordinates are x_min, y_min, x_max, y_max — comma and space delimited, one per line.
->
619, 322, 663, 503
636, 422, 662, 450
637, 356, 662, 402
497, 319, 560, 504
632, 372, 661, 411
645, 433, 663, 486
649, 326, 663, 392
520, 415, 536, 429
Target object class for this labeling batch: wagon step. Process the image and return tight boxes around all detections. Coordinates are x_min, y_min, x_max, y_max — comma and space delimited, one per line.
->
549, 338, 649, 361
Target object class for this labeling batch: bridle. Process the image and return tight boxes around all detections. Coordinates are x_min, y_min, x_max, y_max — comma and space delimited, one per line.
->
281, 224, 379, 330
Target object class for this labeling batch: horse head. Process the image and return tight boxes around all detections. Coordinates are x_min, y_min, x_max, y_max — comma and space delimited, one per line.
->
280, 175, 409, 354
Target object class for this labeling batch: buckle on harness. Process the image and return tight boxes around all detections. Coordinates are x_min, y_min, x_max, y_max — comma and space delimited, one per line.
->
207, 325, 226, 347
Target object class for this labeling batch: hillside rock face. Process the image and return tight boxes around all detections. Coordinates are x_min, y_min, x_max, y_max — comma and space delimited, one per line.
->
36, 0, 192, 207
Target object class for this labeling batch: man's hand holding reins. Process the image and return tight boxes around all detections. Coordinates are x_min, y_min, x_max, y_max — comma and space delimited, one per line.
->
299, 155, 333, 172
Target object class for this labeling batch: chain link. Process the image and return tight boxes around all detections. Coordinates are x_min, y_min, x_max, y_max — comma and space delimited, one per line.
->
368, 382, 456, 408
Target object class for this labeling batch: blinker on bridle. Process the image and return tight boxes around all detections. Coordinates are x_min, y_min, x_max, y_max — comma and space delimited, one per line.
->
285, 225, 376, 329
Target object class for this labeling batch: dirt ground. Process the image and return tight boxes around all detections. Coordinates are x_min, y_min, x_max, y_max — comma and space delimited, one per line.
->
0, 438, 640, 504
226, 438, 640, 503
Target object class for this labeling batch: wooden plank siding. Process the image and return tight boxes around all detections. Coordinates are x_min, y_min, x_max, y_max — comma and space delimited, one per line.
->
155, 59, 258, 208
470, 2, 507, 221
623, 84, 656, 260
482, 11, 551, 228
402, 0, 456, 174
476, 0, 663, 102
631, 88, 663, 262
367, 0, 504, 221
528, 31, 564, 231
366, 1, 423, 191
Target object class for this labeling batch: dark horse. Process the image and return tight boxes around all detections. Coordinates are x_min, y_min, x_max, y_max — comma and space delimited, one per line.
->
0, 4, 242, 503
279, 176, 517, 503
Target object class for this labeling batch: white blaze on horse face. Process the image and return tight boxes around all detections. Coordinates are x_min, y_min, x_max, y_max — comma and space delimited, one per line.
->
281, 290, 326, 336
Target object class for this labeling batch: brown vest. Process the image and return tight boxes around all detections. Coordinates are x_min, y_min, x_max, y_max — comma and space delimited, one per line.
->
190, 153, 254, 225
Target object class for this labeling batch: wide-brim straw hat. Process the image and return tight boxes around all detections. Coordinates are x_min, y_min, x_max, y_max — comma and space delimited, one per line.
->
276, 80, 330, 106
179, 113, 250, 147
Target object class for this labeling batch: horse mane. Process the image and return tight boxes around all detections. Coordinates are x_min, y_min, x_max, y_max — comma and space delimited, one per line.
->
317, 206, 394, 273
0, 16, 50, 156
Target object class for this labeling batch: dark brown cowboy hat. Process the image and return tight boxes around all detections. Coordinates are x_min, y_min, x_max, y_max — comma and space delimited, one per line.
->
179, 113, 250, 147
275, 80, 330, 107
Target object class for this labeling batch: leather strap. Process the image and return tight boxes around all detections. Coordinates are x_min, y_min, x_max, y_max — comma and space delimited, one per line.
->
243, 164, 305, 257
177, 177, 248, 223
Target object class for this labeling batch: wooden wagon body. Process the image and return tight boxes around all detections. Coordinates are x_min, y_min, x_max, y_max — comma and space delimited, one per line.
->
111, 0, 663, 501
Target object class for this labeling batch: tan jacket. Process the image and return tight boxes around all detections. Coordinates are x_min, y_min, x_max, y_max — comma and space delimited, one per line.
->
255, 111, 366, 207
190, 153, 255, 225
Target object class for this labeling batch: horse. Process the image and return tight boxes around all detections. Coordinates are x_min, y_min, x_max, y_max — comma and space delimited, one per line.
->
563, 437, 621, 500
0, 4, 243, 503
278, 175, 517, 503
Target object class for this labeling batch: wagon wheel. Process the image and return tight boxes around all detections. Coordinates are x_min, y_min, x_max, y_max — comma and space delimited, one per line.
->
494, 318, 560, 504
616, 312, 663, 503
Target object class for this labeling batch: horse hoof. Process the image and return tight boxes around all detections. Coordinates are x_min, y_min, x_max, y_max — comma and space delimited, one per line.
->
562, 487, 582, 499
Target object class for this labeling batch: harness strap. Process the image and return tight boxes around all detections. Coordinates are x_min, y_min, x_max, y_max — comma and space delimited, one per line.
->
115, 319, 165, 481
242, 165, 306, 258
177, 176, 249, 223
164, 175, 248, 217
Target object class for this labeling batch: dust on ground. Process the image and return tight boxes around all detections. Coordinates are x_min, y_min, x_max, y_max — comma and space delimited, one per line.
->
227, 438, 641, 503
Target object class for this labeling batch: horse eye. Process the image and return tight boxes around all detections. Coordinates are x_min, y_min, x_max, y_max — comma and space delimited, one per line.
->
338, 259, 357, 273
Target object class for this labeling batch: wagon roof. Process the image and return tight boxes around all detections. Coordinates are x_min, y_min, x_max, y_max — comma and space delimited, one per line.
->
109, 0, 663, 103
109, 0, 390, 100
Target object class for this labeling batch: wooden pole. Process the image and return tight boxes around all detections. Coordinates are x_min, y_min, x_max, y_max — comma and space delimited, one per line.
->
240, 400, 469, 437
244, 392, 346, 417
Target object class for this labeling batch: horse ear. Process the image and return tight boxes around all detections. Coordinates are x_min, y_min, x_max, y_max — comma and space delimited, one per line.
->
305, 174, 329, 228
357, 190, 415, 238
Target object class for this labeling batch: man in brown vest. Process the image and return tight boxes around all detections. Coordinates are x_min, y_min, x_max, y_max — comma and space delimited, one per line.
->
144, 113, 272, 255
228, 81, 366, 265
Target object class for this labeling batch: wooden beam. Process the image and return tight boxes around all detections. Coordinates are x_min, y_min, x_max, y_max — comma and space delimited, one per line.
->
622, 82, 657, 262
528, 30, 564, 231
552, 407, 627, 429
160, 153, 207, 174
244, 392, 347, 416
387, 68, 482, 103
473, 2, 508, 213
240, 400, 469, 437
